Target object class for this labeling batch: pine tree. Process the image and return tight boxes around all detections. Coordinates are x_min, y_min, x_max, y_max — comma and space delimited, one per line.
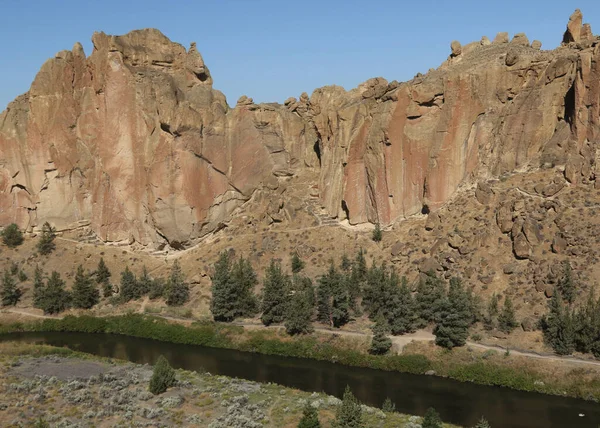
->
149, 355, 176, 395
40, 271, 71, 314
484, 293, 499, 330
119, 267, 138, 302
422, 407, 443, 428
32, 265, 45, 309
415, 271, 446, 327
382, 398, 396, 413
474, 417, 492, 428
166, 260, 189, 306
557, 261, 575, 304
210, 251, 236, 321
498, 296, 518, 334
574, 288, 600, 354
333, 386, 364, 428
96, 258, 113, 297
388, 276, 417, 335
285, 282, 314, 335
1, 270, 22, 306
261, 259, 290, 325
138, 265, 152, 296
542, 287, 575, 355
316, 274, 332, 325
372, 223, 382, 242
331, 277, 350, 328
36, 222, 56, 255
369, 315, 392, 355
363, 262, 388, 318
353, 249, 367, 282
292, 274, 315, 309
434, 277, 473, 349
316, 262, 348, 327
298, 402, 321, 428
71, 265, 99, 309
340, 253, 352, 272
230, 256, 259, 317
291, 252, 305, 273
1, 223, 23, 247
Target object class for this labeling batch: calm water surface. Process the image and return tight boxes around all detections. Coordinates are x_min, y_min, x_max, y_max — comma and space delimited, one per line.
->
1, 331, 599, 428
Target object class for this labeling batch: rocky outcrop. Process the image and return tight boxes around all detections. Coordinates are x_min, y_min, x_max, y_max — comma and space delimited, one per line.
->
1, 11, 600, 249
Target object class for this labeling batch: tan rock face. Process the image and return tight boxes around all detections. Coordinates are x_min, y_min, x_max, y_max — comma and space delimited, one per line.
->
1, 11, 600, 249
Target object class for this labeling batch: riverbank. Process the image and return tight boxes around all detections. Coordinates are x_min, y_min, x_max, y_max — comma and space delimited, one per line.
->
1, 314, 600, 402
0, 342, 438, 427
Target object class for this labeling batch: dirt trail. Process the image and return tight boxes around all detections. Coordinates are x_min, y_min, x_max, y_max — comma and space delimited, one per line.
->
4, 309, 600, 367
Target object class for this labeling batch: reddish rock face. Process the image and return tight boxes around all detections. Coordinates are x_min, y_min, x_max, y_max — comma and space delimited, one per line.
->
1, 12, 599, 249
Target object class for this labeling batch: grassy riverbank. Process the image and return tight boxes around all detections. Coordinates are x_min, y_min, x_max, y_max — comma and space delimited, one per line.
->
1, 314, 599, 401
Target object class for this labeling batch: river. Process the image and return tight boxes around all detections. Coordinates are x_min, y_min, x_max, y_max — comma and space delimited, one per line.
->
1, 331, 598, 427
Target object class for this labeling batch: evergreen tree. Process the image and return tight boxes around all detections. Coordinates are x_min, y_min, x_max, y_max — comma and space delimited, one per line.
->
285, 288, 314, 335
333, 386, 364, 428
484, 293, 499, 330
36, 222, 56, 255
557, 261, 575, 304
291, 252, 305, 273
415, 271, 446, 327
316, 262, 349, 327
210, 252, 236, 321
96, 258, 113, 297
574, 288, 600, 354
71, 265, 99, 309
388, 276, 417, 335
261, 259, 290, 325
149, 277, 166, 300
372, 223, 382, 242
298, 402, 321, 428
166, 260, 189, 306
231, 256, 259, 317
138, 265, 152, 296
331, 276, 351, 328
474, 417, 492, 428
1, 270, 22, 306
363, 262, 388, 318
1, 223, 23, 247
119, 266, 139, 302
542, 287, 575, 355
433, 277, 473, 349
32, 265, 45, 309
422, 407, 443, 428
340, 253, 352, 272
369, 315, 392, 355
292, 274, 315, 309
498, 296, 518, 334
382, 398, 396, 413
40, 271, 71, 314
149, 355, 176, 395
316, 273, 332, 325
353, 248, 368, 282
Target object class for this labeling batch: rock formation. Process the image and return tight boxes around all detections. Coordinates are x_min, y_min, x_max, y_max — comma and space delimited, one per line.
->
1, 11, 599, 249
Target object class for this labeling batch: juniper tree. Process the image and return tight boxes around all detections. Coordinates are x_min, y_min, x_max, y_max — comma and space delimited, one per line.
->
40, 271, 71, 314
149, 355, 176, 395
96, 258, 113, 297
291, 252, 305, 273
557, 261, 575, 304
285, 286, 314, 335
474, 417, 492, 428
415, 271, 446, 327
574, 288, 600, 354
316, 273, 332, 325
166, 260, 189, 306
37, 222, 56, 255
261, 259, 290, 325
32, 265, 45, 309
369, 315, 392, 355
1, 270, 22, 306
382, 398, 396, 413
119, 266, 138, 302
484, 293, 499, 330
433, 277, 473, 349
388, 276, 417, 335
1, 223, 23, 247
363, 262, 388, 318
71, 265, 99, 309
372, 223, 382, 242
331, 278, 351, 328
422, 407, 443, 428
498, 296, 518, 334
292, 274, 315, 309
316, 262, 348, 327
298, 402, 321, 428
230, 256, 259, 317
149, 277, 166, 300
542, 287, 575, 355
138, 265, 152, 296
210, 251, 236, 321
333, 386, 364, 428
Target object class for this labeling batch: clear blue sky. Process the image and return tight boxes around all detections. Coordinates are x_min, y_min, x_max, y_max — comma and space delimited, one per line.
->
0, 1, 598, 110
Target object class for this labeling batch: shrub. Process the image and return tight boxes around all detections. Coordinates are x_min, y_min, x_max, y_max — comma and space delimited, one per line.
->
298, 402, 321, 428
149, 355, 176, 395
372, 223, 382, 242
422, 407, 442, 428
2, 223, 23, 247
37, 222, 56, 255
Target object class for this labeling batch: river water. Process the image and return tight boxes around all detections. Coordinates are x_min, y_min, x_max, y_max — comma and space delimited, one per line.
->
1, 331, 598, 427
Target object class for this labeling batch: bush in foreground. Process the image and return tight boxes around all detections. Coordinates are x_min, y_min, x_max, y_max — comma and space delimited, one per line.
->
149, 355, 176, 395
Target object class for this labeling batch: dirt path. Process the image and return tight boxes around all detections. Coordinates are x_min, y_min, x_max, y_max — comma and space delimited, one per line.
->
1, 308, 58, 319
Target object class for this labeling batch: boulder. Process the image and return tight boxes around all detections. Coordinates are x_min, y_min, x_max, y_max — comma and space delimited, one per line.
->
521, 318, 536, 332
552, 234, 568, 254
563, 9, 583, 43
531, 40, 542, 50
480, 36, 491, 46
451, 40, 462, 57
475, 182, 495, 205
513, 233, 532, 259
511, 33, 530, 46
506, 49, 519, 66
493, 32, 509, 43
425, 212, 441, 231
419, 258, 443, 273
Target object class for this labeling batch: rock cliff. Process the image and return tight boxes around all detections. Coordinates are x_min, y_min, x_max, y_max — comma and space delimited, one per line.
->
0, 11, 598, 249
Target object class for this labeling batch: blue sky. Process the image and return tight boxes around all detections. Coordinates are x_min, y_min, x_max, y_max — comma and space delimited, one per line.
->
0, 1, 598, 110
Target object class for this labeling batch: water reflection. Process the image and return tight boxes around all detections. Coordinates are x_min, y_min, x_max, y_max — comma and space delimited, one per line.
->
1, 332, 599, 428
